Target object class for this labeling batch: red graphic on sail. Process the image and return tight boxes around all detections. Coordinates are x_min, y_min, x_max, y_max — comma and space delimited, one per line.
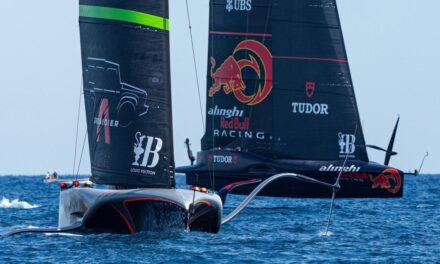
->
96, 98, 111, 145
209, 40, 272, 106
306, 81, 316, 98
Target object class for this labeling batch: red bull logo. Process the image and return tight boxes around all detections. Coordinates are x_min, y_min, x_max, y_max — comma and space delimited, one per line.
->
370, 168, 402, 194
209, 40, 272, 106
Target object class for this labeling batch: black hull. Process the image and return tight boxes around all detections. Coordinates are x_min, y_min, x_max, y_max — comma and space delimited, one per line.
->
58, 187, 222, 234
177, 150, 404, 198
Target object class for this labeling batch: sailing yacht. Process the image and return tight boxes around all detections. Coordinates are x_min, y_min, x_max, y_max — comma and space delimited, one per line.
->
5, 1, 222, 235
8, 0, 405, 236
177, 0, 404, 198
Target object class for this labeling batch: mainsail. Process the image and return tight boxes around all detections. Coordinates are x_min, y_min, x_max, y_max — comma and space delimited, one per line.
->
79, 1, 174, 187
202, 0, 368, 161
8, 0, 227, 236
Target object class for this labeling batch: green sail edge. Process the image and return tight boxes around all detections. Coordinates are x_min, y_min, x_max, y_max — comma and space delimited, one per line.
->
79, 5, 169, 31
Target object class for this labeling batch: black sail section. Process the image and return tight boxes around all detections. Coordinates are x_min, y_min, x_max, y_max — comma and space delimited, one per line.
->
202, 0, 368, 162
272, 0, 368, 161
202, 0, 274, 155
79, 0, 175, 187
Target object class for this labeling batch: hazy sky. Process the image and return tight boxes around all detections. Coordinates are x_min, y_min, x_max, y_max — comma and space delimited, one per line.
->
0, 0, 438, 175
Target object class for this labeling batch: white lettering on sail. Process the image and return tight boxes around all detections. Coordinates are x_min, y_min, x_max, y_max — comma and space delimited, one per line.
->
208, 105, 244, 119
214, 129, 265, 140
226, 0, 252, 12
338, 133, 356, 157
132, 132, 163, 172
141, 137, 163, 168
291, 102, 329, 115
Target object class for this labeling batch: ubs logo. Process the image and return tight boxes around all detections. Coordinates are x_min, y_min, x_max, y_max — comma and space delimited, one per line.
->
132, 132, 163, 168
339, 133, 356, 157
226, 0, 252, 12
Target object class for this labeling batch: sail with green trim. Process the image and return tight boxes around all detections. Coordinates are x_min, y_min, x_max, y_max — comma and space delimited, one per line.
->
79, 1, 174, 187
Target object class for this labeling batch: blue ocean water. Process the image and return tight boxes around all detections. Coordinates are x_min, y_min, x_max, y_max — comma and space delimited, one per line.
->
0, 175, 439, 263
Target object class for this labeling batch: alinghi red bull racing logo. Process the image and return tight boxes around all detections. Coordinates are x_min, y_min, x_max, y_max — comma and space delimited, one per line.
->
208, 40, 272, 106
370, 168, 402, 194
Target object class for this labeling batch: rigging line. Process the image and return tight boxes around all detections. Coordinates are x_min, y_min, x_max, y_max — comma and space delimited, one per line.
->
208, 0, 215, 191
73, 78, 83, 177
190, 173, 199, 216
185, 0, 205, 132
324, 125, 358, 236
76, 130, 88, 179
324, 149, 348, 236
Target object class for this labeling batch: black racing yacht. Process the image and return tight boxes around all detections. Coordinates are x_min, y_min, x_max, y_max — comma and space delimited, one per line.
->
10, 1, 222, 235
177, 0, 404, 198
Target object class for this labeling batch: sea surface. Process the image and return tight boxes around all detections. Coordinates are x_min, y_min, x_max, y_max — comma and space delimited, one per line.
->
0, 175, 439, 263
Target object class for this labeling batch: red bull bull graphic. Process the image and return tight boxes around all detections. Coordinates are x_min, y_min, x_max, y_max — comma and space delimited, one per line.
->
370, 168, 402, 194
208, 40, 272, 106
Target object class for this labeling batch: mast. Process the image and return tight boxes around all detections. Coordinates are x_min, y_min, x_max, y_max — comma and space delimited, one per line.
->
202, 0, 368, 162
79, 1, 175, 187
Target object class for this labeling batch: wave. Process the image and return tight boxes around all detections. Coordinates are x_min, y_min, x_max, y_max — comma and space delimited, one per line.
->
45, 233, 84, 237
0, 197, 39, 209
318, 230, 333, 237
416, 204, 433, 208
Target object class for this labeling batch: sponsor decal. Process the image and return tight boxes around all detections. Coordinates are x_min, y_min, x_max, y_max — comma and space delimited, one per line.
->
95, 98, 114, 145
208, 105, 244, 118
370, 168, 402, 194
214, 116, 265, 140
340, 172, 369, 181
226, 0, 252, 12
291, 81, 329, 115
208, 154, 239, 164
86, 57, 149, 128
214, 129, 265, 140
306, 81, 315, 98
319, 164, 361, 173
209, 40, 272, 106
131, 132, 163, 175
291, 103, 329, 115
338, 133, 356, 158
220, 117, 249, 130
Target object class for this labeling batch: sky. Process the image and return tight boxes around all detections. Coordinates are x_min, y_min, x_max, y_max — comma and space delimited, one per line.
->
0, 0, 438, 175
